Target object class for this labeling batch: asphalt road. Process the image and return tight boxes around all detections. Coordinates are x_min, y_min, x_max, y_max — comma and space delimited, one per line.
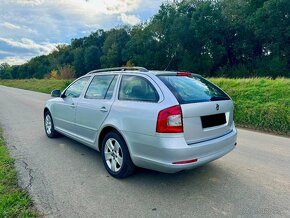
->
0, 85, 289, 218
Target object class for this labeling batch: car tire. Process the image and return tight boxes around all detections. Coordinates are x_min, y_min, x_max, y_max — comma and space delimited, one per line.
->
44, 111, 59, 138
101, 131, 135, 178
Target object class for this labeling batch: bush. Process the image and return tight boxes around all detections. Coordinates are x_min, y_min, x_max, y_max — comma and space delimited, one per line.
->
60, 65, 75, 79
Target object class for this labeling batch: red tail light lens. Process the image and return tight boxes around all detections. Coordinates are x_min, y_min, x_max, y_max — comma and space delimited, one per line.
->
156, 105, 183, 133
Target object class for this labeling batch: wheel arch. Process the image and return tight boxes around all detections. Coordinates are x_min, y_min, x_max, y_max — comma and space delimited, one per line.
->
98, 125, 131, 154
44, 107, 50, 117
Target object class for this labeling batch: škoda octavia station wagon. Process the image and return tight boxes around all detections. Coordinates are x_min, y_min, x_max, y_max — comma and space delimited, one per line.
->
44, 67, 237, 178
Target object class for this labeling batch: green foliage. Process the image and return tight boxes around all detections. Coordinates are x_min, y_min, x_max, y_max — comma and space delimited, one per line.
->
0, 63, 12, 79
72, 48, 86, 77
1, 0, 289, 78
209, 77, 290, 135
100, 28, 129, 68
0, 129, 38, 217
84, 46, 101, 72
50, 69, 59, 80
124, 60, 135, 67
0, 79, 72, 94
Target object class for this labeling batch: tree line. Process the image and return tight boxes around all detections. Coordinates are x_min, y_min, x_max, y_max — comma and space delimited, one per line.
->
1, 0, 289, 79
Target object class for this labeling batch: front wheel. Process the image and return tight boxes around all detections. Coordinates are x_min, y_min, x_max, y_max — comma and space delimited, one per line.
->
101, 131, 135, 178
44, 111, 59, 138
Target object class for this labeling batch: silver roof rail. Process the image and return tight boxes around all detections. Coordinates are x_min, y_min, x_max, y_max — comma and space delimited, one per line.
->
87, 67, 148, 74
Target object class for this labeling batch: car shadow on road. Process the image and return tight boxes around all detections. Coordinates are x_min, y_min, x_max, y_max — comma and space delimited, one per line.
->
53, 134, 230, 187
129, 163, 226, 185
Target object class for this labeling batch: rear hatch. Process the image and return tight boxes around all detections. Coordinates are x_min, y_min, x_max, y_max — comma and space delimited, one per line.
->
158, 73, 234, 144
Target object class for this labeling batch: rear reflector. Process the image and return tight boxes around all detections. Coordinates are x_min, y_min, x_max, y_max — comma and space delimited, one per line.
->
172, 159, 198, 164
176, 72, 191, 76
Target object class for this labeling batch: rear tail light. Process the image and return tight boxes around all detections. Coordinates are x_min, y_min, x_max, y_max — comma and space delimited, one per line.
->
156, 105, 183, 133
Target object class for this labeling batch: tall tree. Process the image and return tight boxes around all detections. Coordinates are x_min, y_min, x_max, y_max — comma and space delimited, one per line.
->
73, 48, 86, 77
0, 63, 12, 79
250, 0, 290, 76
100, 28, 129, 68
3, 0, 289, 79
84, 46, 101, 72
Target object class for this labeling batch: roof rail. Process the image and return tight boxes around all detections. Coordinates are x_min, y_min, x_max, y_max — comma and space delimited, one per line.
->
87, 67, 148, 74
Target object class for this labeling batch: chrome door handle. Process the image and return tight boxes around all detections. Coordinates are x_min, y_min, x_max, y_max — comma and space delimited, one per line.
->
100, 106, 108, 112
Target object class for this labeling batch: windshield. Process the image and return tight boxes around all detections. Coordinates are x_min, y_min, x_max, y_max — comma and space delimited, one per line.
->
158, 75, 230, 104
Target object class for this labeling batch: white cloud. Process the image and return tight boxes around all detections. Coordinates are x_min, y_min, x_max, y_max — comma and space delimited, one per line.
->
0, 37, 58, 54
15, 0, 44, 6
1, 22, 22, 30
0, 0, 164, 66
1, 22, 37, 35
104, 0, 141, 14
0, 56, 30, 65
119, 13, 141, 25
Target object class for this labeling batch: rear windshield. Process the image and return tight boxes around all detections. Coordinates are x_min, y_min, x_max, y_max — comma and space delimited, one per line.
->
158, 75, 230, 104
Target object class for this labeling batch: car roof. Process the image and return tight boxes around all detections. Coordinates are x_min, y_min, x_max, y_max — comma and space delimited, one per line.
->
87, 67, 148, 74
86, 67, 201, 77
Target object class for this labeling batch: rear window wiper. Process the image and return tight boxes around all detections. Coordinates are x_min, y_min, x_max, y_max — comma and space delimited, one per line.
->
210, 96, 230, 101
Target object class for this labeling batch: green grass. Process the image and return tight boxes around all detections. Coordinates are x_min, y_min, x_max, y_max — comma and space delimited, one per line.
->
0, 128, 38, 217
0, 79, 71, 94
209, 78, 290, 135
0, 78, 289, 135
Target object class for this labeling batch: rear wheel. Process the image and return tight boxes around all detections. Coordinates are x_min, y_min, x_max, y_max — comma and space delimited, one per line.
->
101, 131, 135, 178
44, 111, 59, 138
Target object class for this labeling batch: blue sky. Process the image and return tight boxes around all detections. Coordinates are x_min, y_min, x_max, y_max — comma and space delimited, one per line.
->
0, 0, 164, 65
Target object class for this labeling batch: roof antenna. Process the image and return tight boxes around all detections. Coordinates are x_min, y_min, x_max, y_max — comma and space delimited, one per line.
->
164, 51, 176, 71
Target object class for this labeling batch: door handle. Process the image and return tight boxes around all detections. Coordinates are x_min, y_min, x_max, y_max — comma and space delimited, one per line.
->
70, 103, 76, 108
100, 106, 108, 112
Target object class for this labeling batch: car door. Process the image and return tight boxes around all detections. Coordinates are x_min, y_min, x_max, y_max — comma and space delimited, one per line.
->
74, 74, 118, 145
113, 74, 161, 136
52, 76, 90, 135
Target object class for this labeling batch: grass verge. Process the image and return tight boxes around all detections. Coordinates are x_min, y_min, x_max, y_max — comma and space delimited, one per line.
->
0, 128, 38, 217
0, 78, 289, 135
0, 79, 71, 94
210, 78, 290, 135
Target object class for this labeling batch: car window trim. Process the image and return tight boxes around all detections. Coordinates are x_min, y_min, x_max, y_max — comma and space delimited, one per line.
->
104, 75, 117, 99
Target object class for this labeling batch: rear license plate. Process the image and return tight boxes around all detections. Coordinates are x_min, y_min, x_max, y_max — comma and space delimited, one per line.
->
201, 113, 226, 128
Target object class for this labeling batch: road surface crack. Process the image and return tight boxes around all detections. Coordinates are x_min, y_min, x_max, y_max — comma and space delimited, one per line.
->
21, 160, 34, 190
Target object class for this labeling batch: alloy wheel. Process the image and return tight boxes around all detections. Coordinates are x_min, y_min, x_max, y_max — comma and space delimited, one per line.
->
45, 114, 52, 135
104, 138, 123, 172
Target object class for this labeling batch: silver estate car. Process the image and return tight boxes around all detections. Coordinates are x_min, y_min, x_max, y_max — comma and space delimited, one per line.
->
44, 67, 237, 178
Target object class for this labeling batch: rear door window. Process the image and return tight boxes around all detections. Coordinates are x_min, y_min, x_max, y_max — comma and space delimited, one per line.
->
85, 75, 117, 99
158, 75, 230, 104
119, 75, 159, 102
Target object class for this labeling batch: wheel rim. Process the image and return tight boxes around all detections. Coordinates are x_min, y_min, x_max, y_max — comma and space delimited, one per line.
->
45, 114, 52, 135
104, 138, 123, 172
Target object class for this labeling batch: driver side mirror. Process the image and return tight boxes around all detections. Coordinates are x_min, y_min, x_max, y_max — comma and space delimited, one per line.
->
51, 89, 61, 97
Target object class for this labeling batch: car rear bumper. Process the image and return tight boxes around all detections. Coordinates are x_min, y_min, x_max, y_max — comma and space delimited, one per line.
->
125, 126, 237, 173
